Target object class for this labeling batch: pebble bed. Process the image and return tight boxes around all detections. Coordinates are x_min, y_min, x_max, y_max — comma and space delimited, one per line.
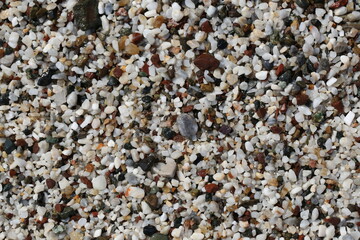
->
0, 0, 360, 239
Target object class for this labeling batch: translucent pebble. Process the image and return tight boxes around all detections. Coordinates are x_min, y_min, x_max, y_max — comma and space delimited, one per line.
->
176, 114, 198, 140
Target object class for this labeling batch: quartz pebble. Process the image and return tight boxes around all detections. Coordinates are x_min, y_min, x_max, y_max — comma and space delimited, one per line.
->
92, 175, 107, 191
177, 114, 198, 140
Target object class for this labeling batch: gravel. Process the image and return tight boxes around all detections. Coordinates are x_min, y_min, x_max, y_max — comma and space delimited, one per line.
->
0, 0, 359, 239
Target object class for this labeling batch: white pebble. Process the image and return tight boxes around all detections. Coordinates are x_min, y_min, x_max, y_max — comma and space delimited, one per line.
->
255, 71, 268, 80
127, 187, 145, 198
191, 232, 204, 240
213, 173, 225, 181
8, 32, 19, 48
245, 142, 254, 152
344, 111, 355, 126
92, 175, 107, 191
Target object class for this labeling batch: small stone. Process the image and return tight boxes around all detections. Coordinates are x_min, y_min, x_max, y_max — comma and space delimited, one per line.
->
255, 71, 268, 80
191, 232, 204, 240
158, 159, 177, 178
138, 156, 157, 172
205, 183, 219, 193
4, 139, 16, 154
344, 111, 355, 126
334, 42, 348, 54
144, 194, 159, 209
46, 178, 56, 189
151, 54, 161, 67
200, 83, 214, 92
213, 173, 225, 181
194, 53, 220, 71
107, 76, 120, 87
74, 0, 101, 31
201, 21, 213, 33
324, 217, 341, 226
177, 114, 198, 140
278, 70, 293, 83
296, 0, 309, 9
125, 43, 140, 55
217, 39, 228, 50
37, 68, 56, 86
8, 32, 19, 49
153, 16, 165, 28
92, 175, 107, 191
219, 125, 232, 135
127, 187, 145, 198
143, 225, 158, 237
125, 173, 140, 185
60, 207, 76, 219
150, 233, 168, 240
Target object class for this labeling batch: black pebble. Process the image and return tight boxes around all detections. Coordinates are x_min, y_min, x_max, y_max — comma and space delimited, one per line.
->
310, 19, 321, 29
296, 54, 306, 66
124, 142, 135, 150
162, 127, 176, 140
0, 92, 10, 106
37, 69, 56, 86
143, 225, 158, 236
278, 70, 293, 83
107, 76, 120, 87
217, 39, 228, 50
138, 155, 157, 172
263, 60, 274, 71
36, 191, 46, 207
4, 139, 16, 154
173, 217, 182, 228
219, 125, 233, 135
283, 145, 294, 157
142, 95, 153, 103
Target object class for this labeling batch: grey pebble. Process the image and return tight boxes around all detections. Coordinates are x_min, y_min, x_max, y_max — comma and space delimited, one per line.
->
176, 113, 198, 140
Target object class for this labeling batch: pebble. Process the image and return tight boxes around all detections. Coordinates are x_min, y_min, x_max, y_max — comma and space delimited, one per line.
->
171, 3, 183, 22
194, 53, 220, 71
143, 225, 158, 237
73, 0, 101, 31
150, 233, 168, 240
344, 111, 355, 126
138, 155, 157, 172
4, 139, 16, 154
191, 232, 204, 240
334, 7, 347, 16
8, 32, 19, 48
92, 175, 107, 191
255, 71, 268, 80
176, 114, 198, 140
213, 173, 225, 181
127, 187, 145, 198
158, 159, 177, 178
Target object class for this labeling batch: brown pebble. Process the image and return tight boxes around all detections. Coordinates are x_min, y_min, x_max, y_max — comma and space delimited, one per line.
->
144, 194, 159, 209
16, 139, 27, 147
46, 178, 56, 189
325, 217, 341, 226
84, 163, 94, 172
201, 21, 213, 33
9, 169, 17, 177
131, 32, 143, 44
204, 183, 219, 193
256, 108, 267, 118
194, 53, 220, 71
112, 66, 123, 78
54, 204, 64, 213
200, 83, 214, 92
151, 54, 161, 67
182, 105, 194, 113
296, 92, 310, 105
32, 142, 39, 153
80, 176, 93, 188
270, 126, 283, 134
153, 16, 165, 28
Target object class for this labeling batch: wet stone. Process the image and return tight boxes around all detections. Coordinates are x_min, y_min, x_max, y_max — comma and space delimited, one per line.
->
176, 114, 198, 140
296, 0, 310, 9
73, 0, 101, 32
